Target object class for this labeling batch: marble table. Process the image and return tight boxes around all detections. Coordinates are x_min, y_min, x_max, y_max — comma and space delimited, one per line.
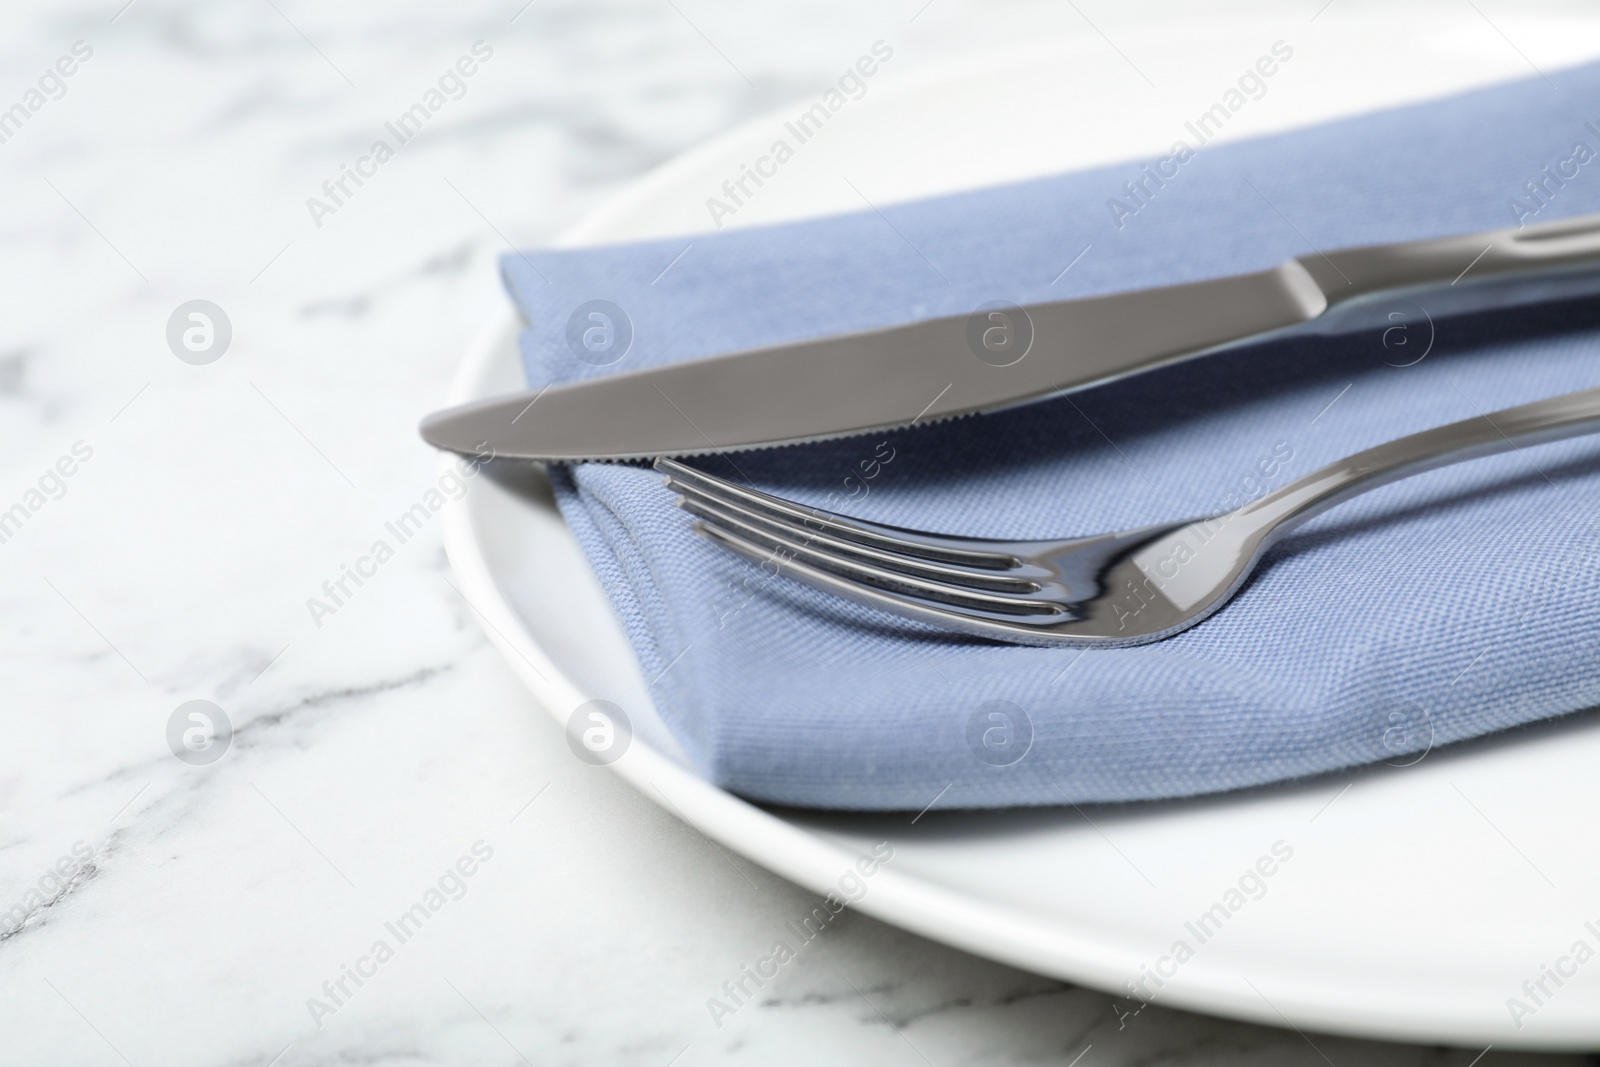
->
0, 0, 1592, 1062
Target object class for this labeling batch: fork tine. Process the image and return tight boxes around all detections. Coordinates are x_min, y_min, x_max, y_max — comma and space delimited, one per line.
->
686, 501, 1062, 618
693, 521, 1069, 644
655, 457, 1020, 570
672, 481, 1043, 594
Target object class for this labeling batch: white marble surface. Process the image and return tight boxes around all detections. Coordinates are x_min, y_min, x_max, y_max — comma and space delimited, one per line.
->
1, 0, 1595, 1063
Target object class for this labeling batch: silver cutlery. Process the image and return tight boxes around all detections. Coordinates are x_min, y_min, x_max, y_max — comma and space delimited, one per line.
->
425, 211, 1600, 462
659, 385, 1600, 647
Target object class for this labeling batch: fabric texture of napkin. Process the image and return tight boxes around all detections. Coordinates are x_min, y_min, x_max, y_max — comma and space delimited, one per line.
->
502, 61, 1600, 810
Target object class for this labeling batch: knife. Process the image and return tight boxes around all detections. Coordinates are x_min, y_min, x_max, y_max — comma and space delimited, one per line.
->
421, 212, 1600, 462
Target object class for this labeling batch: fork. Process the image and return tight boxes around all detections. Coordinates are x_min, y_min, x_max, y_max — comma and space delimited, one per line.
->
657, 385, 1600, 647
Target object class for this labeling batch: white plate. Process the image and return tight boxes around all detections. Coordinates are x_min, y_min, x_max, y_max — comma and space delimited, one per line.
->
443, 11, 1600, 1048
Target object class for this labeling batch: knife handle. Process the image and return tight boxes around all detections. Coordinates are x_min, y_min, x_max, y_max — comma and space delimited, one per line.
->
1298, 210, 1600, 324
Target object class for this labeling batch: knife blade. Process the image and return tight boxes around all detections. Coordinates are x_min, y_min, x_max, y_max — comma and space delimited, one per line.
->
421, 211, 1600, 462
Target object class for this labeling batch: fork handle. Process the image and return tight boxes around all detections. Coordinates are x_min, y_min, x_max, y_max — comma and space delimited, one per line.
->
1241, 385, 1600, 539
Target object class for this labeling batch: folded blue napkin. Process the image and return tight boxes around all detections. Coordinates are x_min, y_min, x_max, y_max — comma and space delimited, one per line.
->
503, 62, 1600, 810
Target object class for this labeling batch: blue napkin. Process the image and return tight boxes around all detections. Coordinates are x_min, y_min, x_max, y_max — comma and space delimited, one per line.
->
503, 62, 1600, 810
